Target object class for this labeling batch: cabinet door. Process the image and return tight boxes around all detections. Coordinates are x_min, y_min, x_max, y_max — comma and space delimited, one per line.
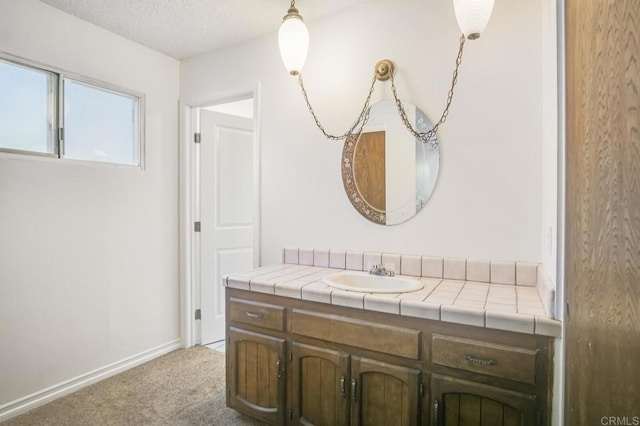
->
351, 356, 421, 426
430, 374, 537, 426
291, 342, 350, 426
227, 327, 286, 425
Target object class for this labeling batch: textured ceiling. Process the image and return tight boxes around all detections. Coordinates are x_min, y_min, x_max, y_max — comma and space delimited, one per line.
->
39, 0, 377, 60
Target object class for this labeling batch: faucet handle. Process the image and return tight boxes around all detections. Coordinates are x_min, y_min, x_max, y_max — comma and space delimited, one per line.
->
382, 263, 395, 276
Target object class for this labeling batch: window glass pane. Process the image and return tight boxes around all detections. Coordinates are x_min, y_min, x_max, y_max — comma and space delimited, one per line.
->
0, 58, 56, 154
63, 79, 139, 166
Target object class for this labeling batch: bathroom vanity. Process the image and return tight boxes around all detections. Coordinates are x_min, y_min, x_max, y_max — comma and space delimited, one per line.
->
224, 250, 560, 426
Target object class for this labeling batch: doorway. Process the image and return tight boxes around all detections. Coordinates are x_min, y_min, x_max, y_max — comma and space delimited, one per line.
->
189, 95, 260, 347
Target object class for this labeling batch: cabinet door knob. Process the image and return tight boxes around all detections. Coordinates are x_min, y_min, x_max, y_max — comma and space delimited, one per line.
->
433, 399, 439, 424
340, 375, 346, 398
276, 359, 283, 379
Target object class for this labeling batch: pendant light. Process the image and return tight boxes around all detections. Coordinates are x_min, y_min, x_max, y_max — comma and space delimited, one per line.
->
278, 1, 309, 75
276, 0, 494, 143
453, 0, 495, 40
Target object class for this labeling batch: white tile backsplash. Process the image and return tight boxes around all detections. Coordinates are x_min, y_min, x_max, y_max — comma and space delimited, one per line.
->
491, 261, 516, 285
401, 255, 422, 276
422, 256, 443, 278
466, 259, 491, 282
284, 247, 299, 265
443, 258, 466, 280
363, 252, 382, 271
345, 251, 364, 271
313, 249, 330, 267
381, 253, 401, 273
329, 250, 346, 269
516, 262, 538, 286
299, 248, 314, 266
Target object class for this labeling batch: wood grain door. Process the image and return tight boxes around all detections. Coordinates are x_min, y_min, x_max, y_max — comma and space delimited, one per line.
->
227, 327, 286, 424
291, 342, 350, 426
565, 0, 640, 423
430, 374, 537, 426
350, 356, 421, 426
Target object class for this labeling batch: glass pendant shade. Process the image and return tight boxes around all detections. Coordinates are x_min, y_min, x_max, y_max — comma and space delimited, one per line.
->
453, 0, 494, 40
278, 13, 309, 75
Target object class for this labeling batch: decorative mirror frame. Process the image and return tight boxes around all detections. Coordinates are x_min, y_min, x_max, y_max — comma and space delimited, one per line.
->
341, 100, 439, 225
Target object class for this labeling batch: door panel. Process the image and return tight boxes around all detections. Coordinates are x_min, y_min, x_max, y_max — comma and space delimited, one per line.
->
227, 327, 286, 424
430, 374, 536, 426
291, 342, 350, 426
565, 0, 640, 422
351, 357, 421, 426
200, 109, 254, 344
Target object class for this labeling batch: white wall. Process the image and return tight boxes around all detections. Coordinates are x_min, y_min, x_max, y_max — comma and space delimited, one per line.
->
181, 0, 545, 265
541, 0, 559, 284
0, 0, 180, 413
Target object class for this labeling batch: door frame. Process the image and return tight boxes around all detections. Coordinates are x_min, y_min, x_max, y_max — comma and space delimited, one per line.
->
179, 84, 262, 348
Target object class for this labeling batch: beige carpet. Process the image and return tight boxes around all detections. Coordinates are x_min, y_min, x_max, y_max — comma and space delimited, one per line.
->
3, 347, 265, 426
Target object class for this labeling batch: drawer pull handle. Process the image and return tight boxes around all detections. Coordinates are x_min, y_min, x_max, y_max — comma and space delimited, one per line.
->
276, 359, 283, 379
245, 311, 263, 319
465, 354, 497, 366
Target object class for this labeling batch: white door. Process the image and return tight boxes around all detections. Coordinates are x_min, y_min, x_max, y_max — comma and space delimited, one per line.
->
199, 109, 255, 344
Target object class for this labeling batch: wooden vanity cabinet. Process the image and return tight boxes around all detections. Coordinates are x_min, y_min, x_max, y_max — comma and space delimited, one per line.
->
226, 296, 288, 424
350, 356, 421, 426
226, 289, 553, 426
290, 342, 421, 426
227, 328, 287, 424
290, 343, 350, 425
427, 329, 548, 426
430, 374, 537, 426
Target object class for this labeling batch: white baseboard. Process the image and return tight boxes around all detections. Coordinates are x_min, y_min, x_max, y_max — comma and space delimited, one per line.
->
0, 339, 182, 422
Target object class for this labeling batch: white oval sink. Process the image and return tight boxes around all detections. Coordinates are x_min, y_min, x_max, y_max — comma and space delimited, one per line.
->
322, 271, 423, 293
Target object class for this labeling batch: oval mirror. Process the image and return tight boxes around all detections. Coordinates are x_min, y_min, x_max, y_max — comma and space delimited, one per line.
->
341, 99, 439, 225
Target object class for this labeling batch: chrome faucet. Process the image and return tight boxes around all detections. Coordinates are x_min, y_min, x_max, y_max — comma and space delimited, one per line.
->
368, 264, 395, 277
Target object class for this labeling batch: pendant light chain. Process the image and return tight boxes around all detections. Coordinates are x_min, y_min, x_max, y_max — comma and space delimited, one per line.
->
297, 73, 378, 141
295, 34, 466, 145
390, 35, 466, 146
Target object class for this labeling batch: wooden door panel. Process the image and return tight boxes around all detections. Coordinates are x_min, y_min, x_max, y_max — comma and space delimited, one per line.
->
227, 327, 286, 424
565, 0, 640, 423
351, 357, 421, 426
291, 342, 350, 426
431, 374, 536, 426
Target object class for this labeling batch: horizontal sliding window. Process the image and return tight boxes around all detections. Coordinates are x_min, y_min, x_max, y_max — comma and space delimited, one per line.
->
0, 53, 144, 167
63, 78, 140, 166
0, 58, 57, 155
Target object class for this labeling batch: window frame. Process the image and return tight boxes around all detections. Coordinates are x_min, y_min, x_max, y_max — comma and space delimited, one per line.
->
0, 51, 145, 168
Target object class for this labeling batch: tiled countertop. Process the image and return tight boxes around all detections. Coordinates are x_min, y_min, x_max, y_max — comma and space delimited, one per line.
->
224, 263, 562, 338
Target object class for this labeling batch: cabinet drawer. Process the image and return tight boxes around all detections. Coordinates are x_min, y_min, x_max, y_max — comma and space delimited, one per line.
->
291, 309, 420, 359
229, 298, 286, 331
431, 334, 538, 384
